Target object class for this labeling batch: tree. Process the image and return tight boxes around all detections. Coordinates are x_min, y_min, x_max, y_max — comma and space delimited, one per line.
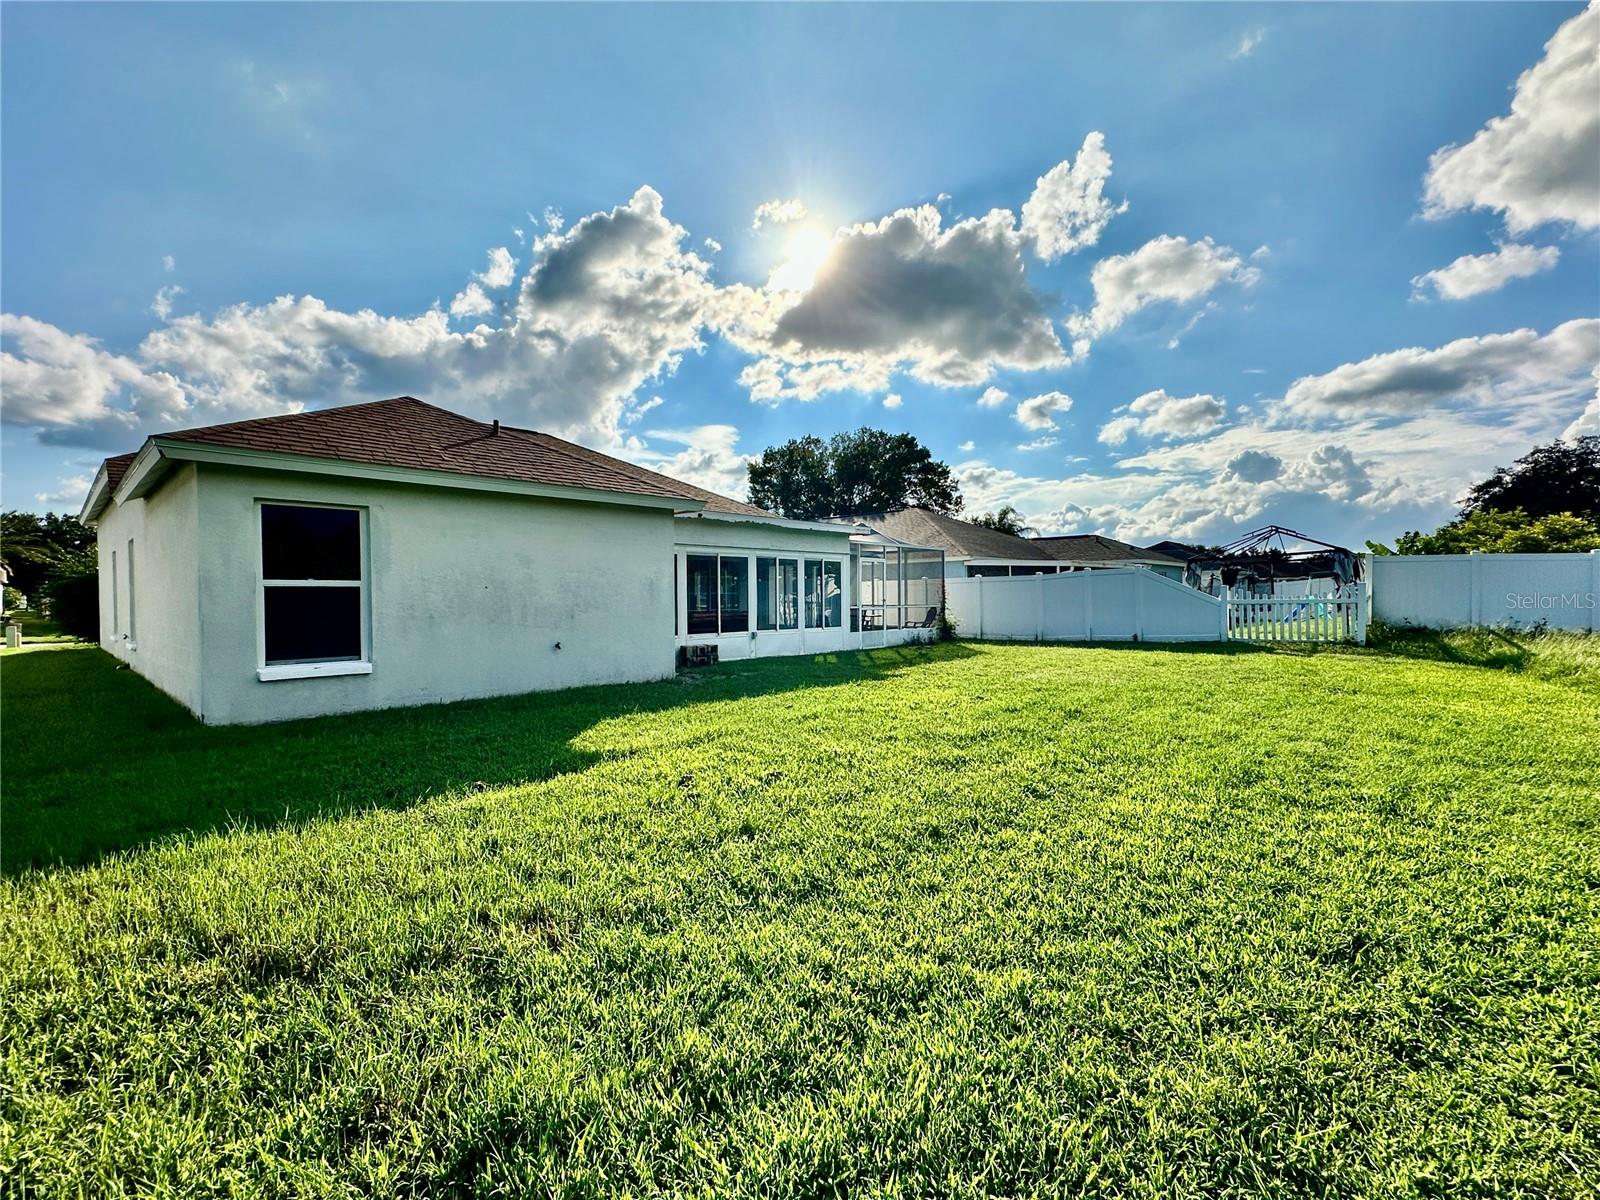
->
746, 436, 833, 521
1460, 436, 1600, 521
967, 505, 1034, 537
747, 428, 962, 520
1383, 508, 1600, 555
1, 511, 96, 602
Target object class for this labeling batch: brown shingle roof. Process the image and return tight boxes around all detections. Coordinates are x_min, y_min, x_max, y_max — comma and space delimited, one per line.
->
102, 453, 137, 494
1032, 534, 1187, 566
855, 507, 1055, 561
119, 397, 771, 515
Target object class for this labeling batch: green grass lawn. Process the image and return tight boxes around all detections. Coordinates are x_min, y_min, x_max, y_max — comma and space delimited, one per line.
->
2, 639, 1597, 1196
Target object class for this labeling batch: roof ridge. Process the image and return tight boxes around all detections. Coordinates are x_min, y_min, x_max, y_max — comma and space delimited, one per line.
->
158, 395, 437, 442
500, 425, 776, 518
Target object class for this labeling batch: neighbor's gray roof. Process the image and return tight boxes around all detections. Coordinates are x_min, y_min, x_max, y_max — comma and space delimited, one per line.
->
1032, 534, 1189, 565
1143, 539, 1206, 561
854, 507, 1055, 561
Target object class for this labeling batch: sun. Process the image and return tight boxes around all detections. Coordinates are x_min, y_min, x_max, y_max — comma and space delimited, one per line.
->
768, 226, 834, 293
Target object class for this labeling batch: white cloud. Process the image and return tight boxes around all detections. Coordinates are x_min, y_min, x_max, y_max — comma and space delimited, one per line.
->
882, 393, 903, 409
1282, 444, 1374, 502
0, 314, 188, 446
1015, 390, 1072, 430
449, 247, 517, 316
703, 237, 722, 254
162, 255, 175, 273
623, 395, 663, 425
33, 473, 94, 509
958, 440, 975, 452
1017, 436, 1059, 451
629, 424, 751, 499
1166, 302, 1215, 350
1565, 385, 1600, 439
480, 246, 516, 289
4, 185, 718, 452
954, 316, 1600, 542
1097, 389, 1226, 445
151, 285, 185, 322
1019, 132, 1127, 261
722, 204, 1066, 397
1277, 318, 1599, 420
1219, 449, 1283, 484
1068, 235, 1260, 355
977, 386, 1009, 408
1423, 2, 1600, 232
1410, 242, 1560, 300
512, 227, 525, 244
751, 199, 809, 231
448, 282, 493, 318
1230, 28, 1266, 59
543, 207, 564, 233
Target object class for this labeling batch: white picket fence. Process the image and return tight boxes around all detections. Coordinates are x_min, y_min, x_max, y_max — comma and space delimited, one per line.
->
946, 567, 1367, 645
1225, 591, 1365, 644
1371, 550, 1600, 631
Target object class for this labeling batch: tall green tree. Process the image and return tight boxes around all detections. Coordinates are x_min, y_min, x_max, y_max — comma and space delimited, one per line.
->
967, 505, 1035, 537
1460, 436, 1600, 521
1, 511, 96, 601
745, 435, 834, 521
747, 428, 962, 519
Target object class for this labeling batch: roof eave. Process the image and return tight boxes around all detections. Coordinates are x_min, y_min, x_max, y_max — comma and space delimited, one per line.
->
675, 509, 844, 533
78, 463, 113, 524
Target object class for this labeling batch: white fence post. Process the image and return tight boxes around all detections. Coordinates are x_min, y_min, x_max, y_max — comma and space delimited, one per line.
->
1084, 572, 1095, 641
1591, 550, 1599, 633
974, 574, 984, 639
1133, 569, 1146, 642
1219, 586, 1230, 640
1469, 551, 1483, 627
1036, 572, 1045, 642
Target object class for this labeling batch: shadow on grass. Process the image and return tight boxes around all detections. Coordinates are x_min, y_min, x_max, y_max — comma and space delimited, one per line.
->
1365, 624, 1531, 671
2, 640, 973, 875
954, 636, 1279, 657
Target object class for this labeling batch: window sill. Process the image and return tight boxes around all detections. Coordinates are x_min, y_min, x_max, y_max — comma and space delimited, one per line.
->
257, 661, 373, 682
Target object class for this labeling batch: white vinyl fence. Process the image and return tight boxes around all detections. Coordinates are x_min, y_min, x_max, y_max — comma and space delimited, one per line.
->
946, 568, 1227, 643
1371, 550, 1600, 631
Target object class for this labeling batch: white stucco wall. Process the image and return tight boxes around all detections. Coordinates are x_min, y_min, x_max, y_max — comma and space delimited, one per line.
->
96, 463, 203, 714
188, 464, 677, 724
672, 516, 855, 661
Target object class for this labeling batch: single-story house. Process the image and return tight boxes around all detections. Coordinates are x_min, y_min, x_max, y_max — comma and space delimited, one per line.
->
1030, 535, 1189, 580
80, 397, 942, 725
853, 507, 1063, 577
853, 508, 1190, 582
1143, 539, 1206, 563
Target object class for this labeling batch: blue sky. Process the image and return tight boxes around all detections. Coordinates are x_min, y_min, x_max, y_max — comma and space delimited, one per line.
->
3, 2, 1597, 547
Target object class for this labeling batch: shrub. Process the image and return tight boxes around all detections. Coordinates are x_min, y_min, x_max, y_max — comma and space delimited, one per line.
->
43, 572, 99, 641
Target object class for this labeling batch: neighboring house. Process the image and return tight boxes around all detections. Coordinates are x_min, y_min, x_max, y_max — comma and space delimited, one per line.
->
1031, 535, 1190, 580
854, 507, 1062, 577
80, 398, 941, 725
1143, 539, 1205, 563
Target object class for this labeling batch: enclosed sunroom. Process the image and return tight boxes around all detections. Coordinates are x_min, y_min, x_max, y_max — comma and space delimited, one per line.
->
672, 513, 944, 662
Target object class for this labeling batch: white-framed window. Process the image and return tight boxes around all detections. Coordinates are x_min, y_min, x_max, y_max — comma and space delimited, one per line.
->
125, 538, 136, 645
685, 552, 754, 637
257, 501, 370, 680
